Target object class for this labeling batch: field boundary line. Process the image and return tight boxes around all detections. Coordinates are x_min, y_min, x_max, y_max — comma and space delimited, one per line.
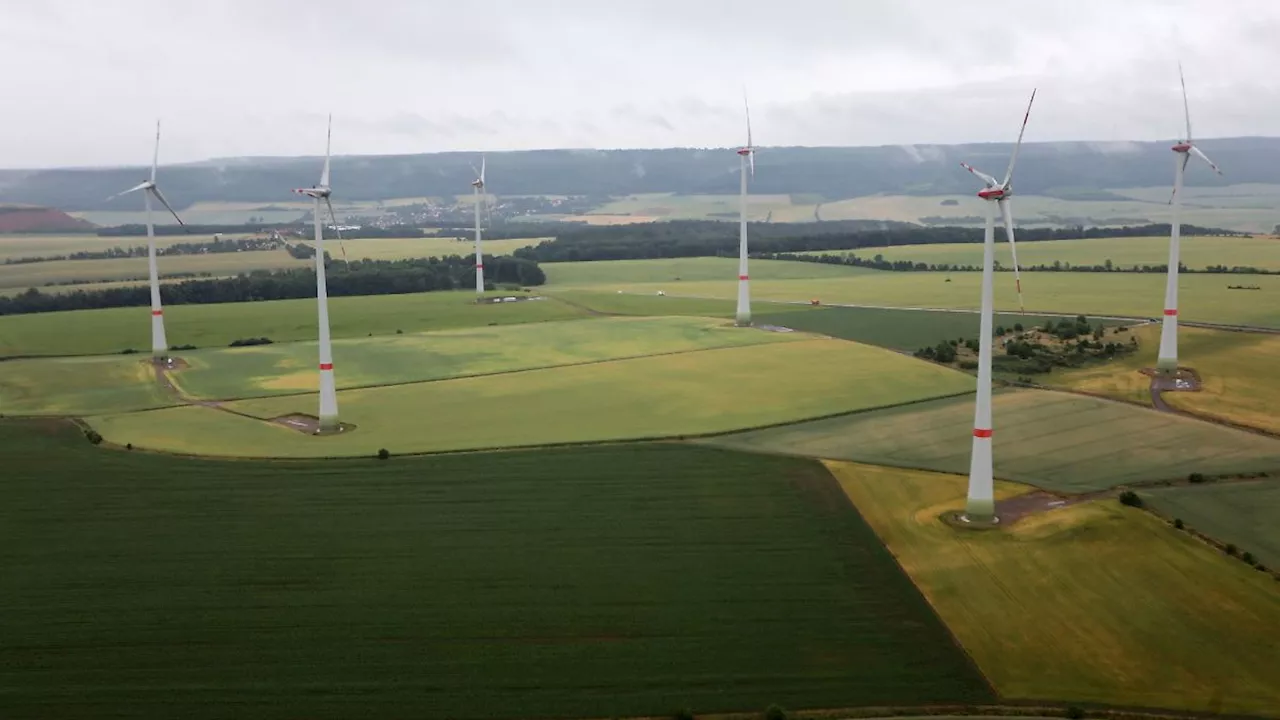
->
612, 290, 1280, 334
140, 329, 814, 406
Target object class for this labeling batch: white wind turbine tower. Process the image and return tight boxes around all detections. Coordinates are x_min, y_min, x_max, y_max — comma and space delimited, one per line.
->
958, 90, 1036, 524
109, 121, 188, 361
292, 115, 343, 433
471, 156, 487, 295
735, 93, 755, 327
1158, 65, 1222, 374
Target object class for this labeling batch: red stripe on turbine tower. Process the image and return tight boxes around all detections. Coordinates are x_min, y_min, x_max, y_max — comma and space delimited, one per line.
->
319, 363, 333, 370
476, 264, 484, 269
738, 274, 748, 280
1164, 309, 1178, 316
151, 310, 163, 316
973, 428, 993, 438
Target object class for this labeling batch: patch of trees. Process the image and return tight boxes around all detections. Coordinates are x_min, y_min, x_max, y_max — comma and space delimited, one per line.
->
228, 337, 273, 347
0, 255, 546, 317
514, 221, 1237, 264
913, 316, 1137, 375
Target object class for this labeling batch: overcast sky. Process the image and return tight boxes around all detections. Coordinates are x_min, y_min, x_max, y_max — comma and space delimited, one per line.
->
2, 0, 1277, 168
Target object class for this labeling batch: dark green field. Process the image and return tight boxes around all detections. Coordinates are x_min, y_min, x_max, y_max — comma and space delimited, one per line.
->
754, 306, 1120, 351
0, 421, 991, 719
1139, 480, 1280, 568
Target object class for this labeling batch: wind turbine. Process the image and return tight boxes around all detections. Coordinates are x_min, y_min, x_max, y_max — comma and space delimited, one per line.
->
1158, 65, 1222, 374
292, 115, 342, 433
735, 92, 755, 327
471, 155, 486, 296
108, 121, 187, 361
958, 89, 1036, 524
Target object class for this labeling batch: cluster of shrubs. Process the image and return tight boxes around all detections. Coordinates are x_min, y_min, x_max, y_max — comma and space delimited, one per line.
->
229, 337, 273, 347
914, 317, 1136, 375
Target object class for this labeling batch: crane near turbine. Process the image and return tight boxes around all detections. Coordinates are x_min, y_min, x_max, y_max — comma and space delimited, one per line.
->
958, 89, 1036, 525
1158, 65, 1222, 375
292, 115, 344, 434
471, 155, 487, 296
735, 93, 755, 327
107, 121, 188, 363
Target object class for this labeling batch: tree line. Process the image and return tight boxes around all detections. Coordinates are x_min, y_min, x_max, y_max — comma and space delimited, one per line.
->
511, 221, 1237, 263
4, 236, 287, 265
0, 255, 545, 317
765, 251, 1279, 275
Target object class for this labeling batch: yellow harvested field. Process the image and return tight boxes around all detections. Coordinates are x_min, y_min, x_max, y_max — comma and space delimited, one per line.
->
1052, 325, 1280, 434
829, 462, 1280, 717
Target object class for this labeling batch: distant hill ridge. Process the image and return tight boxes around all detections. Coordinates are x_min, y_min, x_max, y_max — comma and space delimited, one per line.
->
1, 137, 1278, 211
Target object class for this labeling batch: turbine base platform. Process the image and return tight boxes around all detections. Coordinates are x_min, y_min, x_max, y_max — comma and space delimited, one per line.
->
940, 510, 1001, 531
150, 356, 189, 371
272, 413, 357, 436
1141, 366, 1202, 393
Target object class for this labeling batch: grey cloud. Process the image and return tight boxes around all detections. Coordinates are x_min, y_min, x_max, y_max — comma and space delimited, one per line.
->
0, 0, 1278, 167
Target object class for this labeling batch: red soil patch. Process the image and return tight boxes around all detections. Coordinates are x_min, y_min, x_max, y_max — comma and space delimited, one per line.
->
0, 206, 96, 233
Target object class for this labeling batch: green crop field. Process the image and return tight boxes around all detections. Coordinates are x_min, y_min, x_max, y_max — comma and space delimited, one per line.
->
0, 291, 588, 358
0, 250, 310, 291
170, 316, 802, 400
303, 236, 545, 261
90, 338, 975, 457
590, 271, 1280, 327
543, 256, 876, 286
1140, 481, 1280, 569
704, 389, 1280, 492
584, 192, 799, 222
810, 235, 1280, 272
0, 420, 991, 718
0, 234, 206, 261
752, 305, 1118, 351
766, 188, 1280, 233
546, 288, 741, 317
1050, 325, 1280, 433
0, 355, 175, 415
830, 462, 1280, 716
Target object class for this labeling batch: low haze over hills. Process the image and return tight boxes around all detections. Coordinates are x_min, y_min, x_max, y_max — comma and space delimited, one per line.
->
2, 137, 1277, 212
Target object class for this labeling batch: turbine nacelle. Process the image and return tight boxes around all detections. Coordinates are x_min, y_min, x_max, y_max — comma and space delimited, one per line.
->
294, 186, 332, 199
736, 147, 753, 156
977, 187, 1007, 201
1172, 142, 1192, 153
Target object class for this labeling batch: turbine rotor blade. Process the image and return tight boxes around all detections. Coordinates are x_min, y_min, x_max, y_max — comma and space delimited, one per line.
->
1002, 88, 1037, 187
151, 120, 161, 184
321, 114, 332, 188
1189, 145, 1222, 175
960, 162, 999, 188
480, 154, 486, 184
107, 182, 151, 201
149, 187, 188, 231
1169, 154, 1192, 204
743, 88, 752, 149
1179, 62, 1193, 142
325, 196, 349, 267
999, 197, 1025, 312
